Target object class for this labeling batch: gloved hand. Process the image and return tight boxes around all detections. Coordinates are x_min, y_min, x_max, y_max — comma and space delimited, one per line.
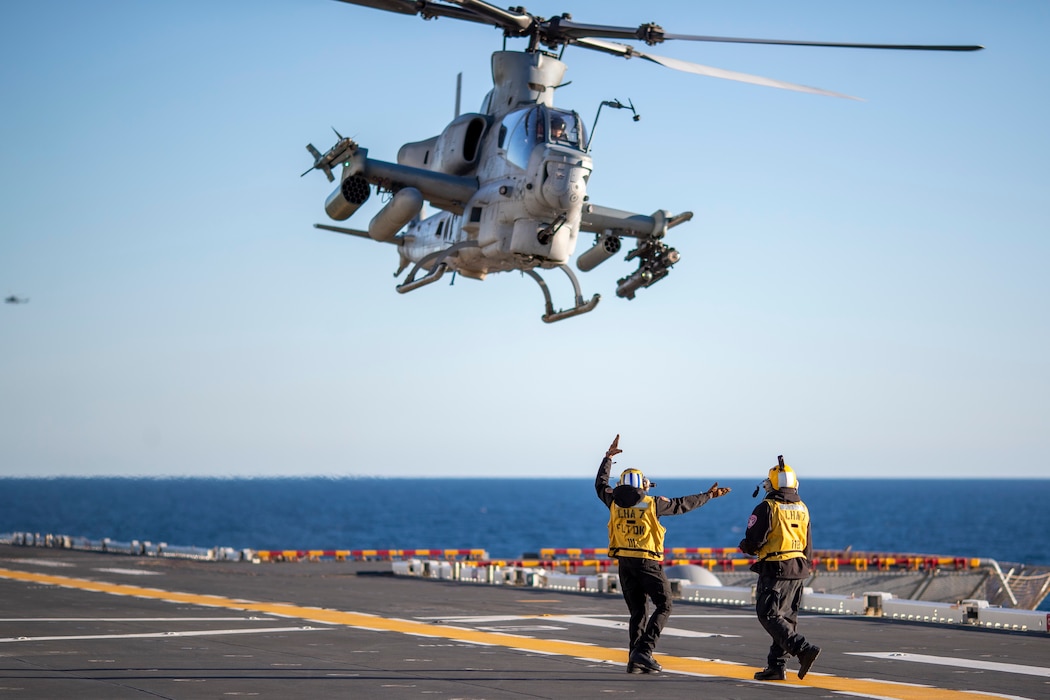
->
705, 482, 731, 498
605, 434, 622, 460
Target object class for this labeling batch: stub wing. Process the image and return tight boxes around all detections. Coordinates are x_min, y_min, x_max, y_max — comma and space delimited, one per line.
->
305, 135, 478, 217
577, 202, 693, 300
580, 203, 693, 238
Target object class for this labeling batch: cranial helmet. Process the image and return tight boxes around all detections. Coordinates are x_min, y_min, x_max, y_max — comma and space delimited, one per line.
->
619, 468, 647, 489
768, 462, 799, 490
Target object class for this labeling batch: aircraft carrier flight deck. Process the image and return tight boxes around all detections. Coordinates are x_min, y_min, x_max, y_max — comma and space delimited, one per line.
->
1, 544, 1047, 699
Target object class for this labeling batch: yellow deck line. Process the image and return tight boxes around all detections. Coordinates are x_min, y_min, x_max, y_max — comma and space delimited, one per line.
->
0, 567, 1014, 700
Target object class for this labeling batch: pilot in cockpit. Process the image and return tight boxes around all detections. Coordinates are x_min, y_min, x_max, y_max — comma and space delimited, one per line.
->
550, 115, 567, 142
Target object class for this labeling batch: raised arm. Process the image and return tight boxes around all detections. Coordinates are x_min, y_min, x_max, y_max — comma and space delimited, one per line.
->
595, 434, 621, 507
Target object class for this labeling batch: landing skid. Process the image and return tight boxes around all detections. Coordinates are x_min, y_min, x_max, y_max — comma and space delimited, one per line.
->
525, 265, 600, 323
398, 245, 598, 322
396, 241, 479, 294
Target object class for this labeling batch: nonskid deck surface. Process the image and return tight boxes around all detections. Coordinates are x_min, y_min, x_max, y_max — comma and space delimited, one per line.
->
0, 546, 1046, 699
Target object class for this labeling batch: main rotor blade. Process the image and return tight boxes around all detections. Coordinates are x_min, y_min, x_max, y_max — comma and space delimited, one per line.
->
662, 33, 984, 52
575, 38, 862, 100
331, 2, 984, 54
542, 18, 984, 52
330, 0, 418, 15
542, 17, 669, 44
447, 0, 532, 33
330, 0, 499, 28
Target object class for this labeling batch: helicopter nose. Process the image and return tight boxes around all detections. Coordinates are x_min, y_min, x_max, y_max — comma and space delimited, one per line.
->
541, 160, 589, 211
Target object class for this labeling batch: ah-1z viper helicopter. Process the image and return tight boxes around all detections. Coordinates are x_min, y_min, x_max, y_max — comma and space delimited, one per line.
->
304, 0, 981, 322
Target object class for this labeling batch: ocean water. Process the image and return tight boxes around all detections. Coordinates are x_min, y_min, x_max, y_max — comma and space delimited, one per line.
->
1, 478, 1047, 567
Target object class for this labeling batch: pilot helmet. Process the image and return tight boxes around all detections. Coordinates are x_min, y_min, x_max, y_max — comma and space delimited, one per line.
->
550, 115, 566, 132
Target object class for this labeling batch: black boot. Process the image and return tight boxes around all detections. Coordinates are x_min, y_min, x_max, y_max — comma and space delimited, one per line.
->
797, 645, 821, 680
753, 666, 786, 681
628, 651, 662, 673
626, 644, 641, 673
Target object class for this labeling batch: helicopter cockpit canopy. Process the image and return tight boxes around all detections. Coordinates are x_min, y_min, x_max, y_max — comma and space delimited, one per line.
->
501, 106, 586, 168
547, 109, 584, 148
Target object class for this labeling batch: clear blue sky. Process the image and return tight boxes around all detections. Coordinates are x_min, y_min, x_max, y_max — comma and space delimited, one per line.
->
2, 1, 1046, 479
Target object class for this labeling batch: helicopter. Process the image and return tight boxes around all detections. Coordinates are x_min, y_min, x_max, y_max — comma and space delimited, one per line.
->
5, 295, 29, 305
303, 0, 982, 322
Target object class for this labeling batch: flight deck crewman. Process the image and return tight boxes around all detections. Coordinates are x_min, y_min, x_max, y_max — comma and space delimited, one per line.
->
595, 434, 731, 674
739, 457, 821, 681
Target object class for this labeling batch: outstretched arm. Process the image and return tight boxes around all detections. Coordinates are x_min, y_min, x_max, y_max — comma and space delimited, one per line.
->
656, 482, 731, 516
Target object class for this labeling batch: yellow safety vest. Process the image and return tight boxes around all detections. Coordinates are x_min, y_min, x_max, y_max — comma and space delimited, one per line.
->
755, 500, 810, 562
608, 495, 666, 561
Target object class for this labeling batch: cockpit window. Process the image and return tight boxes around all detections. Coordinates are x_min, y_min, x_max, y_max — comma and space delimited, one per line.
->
502, 107, 585, 167
548, 110, 584, 149
503, 107, 544, 169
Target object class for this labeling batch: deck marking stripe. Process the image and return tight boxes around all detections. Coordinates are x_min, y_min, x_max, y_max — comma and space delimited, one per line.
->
420, 614, 740, 637
0, 626, 328, 643
847, 652, 1050, 678
544, 614, 737, 638
0, 567, 1019, 700
0, 617, 274, 622
93, 568, 162, 576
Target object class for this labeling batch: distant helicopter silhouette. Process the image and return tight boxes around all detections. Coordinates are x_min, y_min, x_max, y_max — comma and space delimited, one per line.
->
5, 295, 29, 305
